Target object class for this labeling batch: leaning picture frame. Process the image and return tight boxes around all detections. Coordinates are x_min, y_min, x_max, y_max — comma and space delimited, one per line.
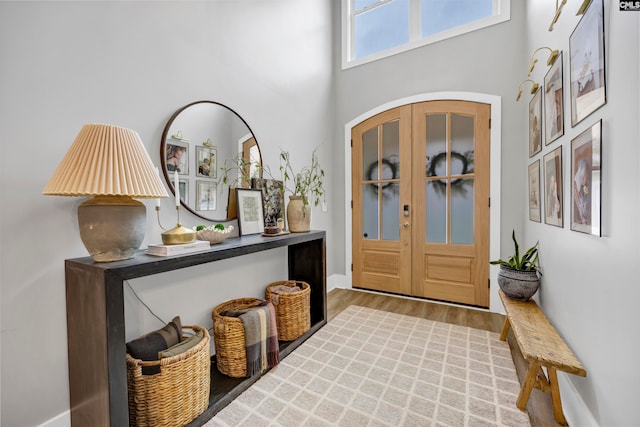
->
528, 160, 542, 223
544, 146, 563, 227
529, 87, 542, 158
251, 178, 285, 227
235, 188, 265, 236
571, 120, 602, 236
569, 0, 606, 127
544, 51, 564, 145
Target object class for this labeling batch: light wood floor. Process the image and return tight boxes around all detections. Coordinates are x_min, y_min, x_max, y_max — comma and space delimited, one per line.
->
327, 288, 562, 427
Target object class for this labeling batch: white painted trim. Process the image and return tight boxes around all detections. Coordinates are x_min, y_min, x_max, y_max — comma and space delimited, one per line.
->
343, 92, 503, 313
558, 373, 598, 427
37, 410, 70, 427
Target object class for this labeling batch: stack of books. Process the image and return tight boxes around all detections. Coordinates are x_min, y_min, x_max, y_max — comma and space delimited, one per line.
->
146, 240, 210, 257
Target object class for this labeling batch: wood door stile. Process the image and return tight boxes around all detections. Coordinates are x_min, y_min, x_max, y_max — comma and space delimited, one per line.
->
65, 231, 327, 427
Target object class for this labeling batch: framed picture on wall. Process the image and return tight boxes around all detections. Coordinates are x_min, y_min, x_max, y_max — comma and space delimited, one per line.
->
529, 88, 542, 157
569, 0, 606, 127
196, 146, 217, 178
544, 51, 564, 145
196, 180, 217, 211
528, 160, 542, 223
235, 188, 265, 236
166, 141, 189, 175
571, 120, 602, 236
544, 146, 563, 227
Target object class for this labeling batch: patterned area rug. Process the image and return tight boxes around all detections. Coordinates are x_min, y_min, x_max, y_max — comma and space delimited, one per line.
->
205, 305, 531, 427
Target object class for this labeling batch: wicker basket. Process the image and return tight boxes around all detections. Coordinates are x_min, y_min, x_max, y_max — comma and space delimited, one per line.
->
265, 280, 311, 341
126, 325, 210, 427
212, 297, 265, 378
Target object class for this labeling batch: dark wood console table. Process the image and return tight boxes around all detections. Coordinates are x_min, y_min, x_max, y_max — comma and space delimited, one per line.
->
65, 230, 326, 426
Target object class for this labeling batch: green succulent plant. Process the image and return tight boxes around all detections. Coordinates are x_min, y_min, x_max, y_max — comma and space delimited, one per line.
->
490, 230, 540, 272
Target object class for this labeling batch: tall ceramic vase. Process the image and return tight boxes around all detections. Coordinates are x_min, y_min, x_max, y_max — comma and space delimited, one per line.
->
287, 196, 311, 232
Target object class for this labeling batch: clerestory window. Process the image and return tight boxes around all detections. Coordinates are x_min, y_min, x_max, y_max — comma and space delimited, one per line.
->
342, 0, 511, 69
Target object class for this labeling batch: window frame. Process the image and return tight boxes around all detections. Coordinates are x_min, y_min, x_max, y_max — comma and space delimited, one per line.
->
342, 0, 511, 70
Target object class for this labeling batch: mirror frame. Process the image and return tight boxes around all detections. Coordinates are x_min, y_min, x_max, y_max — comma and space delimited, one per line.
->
160, 100, 261, 222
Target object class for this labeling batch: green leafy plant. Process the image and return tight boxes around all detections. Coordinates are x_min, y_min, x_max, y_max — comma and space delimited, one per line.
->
219, 154, 260, 188
490, 230, 540, 272
277, 148, 325, 209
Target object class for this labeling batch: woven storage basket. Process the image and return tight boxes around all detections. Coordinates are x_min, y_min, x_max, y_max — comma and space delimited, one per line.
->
212, 297, 265, 378
265, 280, 311, 341
126, 325, 210, 427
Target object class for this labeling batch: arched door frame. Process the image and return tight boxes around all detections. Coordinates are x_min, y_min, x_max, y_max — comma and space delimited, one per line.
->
344, 92, 503, 313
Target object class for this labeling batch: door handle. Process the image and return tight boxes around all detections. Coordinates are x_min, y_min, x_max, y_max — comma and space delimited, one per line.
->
401, 222, 410, 229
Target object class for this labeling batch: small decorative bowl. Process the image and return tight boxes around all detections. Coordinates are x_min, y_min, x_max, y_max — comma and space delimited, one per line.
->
196, 225, 234, 244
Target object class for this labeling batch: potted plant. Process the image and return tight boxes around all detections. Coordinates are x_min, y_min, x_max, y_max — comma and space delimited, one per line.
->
490, 230, 541, 301
266, 148, 325, 232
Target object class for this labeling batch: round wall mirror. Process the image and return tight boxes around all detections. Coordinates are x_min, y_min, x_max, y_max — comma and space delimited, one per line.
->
160, 100, 261, 222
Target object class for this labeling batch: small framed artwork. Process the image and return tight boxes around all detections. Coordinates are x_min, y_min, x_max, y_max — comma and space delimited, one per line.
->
571, 120, 602, 236
252, 178, 285, 226
570, 0, 606, 127
528, 160, 542, 223
544, 146, 563, 227
544, 51, 564, 145
235, 188, 265, 236
529, 87, 542, 157
166, 141, 189, 175
196, 180, 217, 211
196, 146, 217, 178
172, 177, 189, 205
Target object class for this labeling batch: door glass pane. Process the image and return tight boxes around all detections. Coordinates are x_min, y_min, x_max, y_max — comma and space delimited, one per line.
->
381, 182, 400, 240
362, 127, 378, 181
426, 114, 447, 177
362, 184, 379, 239
382, 120, 400, 179
451, 114, 474, 174
451, 178, 474, 244
426, 180, 446, 243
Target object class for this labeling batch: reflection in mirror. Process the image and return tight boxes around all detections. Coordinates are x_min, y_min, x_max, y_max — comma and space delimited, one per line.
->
160, 101, 261, 222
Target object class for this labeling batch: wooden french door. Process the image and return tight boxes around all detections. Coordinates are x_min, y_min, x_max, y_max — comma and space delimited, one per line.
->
352, 100, 490, 307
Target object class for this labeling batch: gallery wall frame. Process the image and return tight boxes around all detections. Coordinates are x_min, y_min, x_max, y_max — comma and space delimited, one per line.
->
571, 120, 602, 236
544, 146, 563, 227
166, 141, 189, 175
528, 160, 542, 223
544, 51, 564, 145
529, 88, 543, 158
235, 188, 265, 236
570, 0, 606, 127
196, 146, 217, 178
172, 177, 189, 205
196, 180, 217, 212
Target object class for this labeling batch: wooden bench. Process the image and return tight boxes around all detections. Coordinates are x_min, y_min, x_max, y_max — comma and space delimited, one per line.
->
499, 290, 586, 425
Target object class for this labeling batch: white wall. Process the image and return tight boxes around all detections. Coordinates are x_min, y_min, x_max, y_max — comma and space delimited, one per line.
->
0, 1, 333, 426
524, 2, 640, 425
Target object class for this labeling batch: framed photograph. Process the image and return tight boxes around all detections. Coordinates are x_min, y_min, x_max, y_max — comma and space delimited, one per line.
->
529, 88, 542, 157
528, 160, 542, 223
570, 0, 606, 127
235, 188, 265, 236
252, 178, 285, 226
544, 51, 564, 145
544, 146, 563, 227
196, 180, 217, 211
571, 120, 602, 236
172, 177, 189, 205
166, 141, 189, 175
196, 146, 217, 178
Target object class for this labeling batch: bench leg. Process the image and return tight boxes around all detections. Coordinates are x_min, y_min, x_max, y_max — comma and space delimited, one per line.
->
516, 361, 540, 411
499, 317, 510, 341
548, 367, 568, 426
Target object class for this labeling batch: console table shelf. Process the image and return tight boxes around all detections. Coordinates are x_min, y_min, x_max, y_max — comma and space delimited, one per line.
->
65, 230, 326, 427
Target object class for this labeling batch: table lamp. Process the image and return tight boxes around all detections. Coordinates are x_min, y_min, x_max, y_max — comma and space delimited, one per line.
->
43, 123, 169, 262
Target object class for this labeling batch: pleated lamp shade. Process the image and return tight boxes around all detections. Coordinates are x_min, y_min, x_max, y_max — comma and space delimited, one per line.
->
43, 123, 168, 198
43, 124, 169, 262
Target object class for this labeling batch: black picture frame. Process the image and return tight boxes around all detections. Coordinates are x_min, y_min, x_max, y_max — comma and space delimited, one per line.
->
569, 0, 606, 127
571, 120, 602, 236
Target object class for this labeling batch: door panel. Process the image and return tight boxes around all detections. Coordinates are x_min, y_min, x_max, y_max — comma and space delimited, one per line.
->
352, 106, 412, 295
352, 100, 490, 307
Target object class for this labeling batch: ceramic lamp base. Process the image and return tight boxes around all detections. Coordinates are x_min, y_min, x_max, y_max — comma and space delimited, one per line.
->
78, 195, 146, 262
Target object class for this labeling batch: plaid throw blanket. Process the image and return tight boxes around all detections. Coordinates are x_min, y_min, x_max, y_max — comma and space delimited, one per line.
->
223, 301, 280, 376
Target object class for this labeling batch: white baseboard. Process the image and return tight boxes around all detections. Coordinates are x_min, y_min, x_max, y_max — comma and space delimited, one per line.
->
37, 410, 70, 427
327, 273, 350, 293
558, 373, 598, 427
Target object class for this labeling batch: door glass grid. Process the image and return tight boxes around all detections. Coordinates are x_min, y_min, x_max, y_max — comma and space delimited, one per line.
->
425, 113, 475, 244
